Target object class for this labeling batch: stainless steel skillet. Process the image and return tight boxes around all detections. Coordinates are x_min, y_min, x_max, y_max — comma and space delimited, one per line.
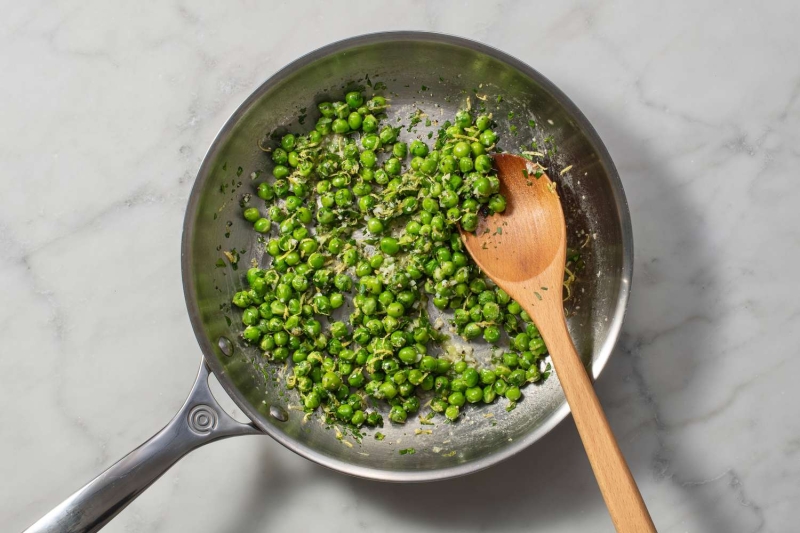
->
25, 31, 632, 533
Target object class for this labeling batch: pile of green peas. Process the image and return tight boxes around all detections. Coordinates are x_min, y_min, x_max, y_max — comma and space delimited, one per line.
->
233, 90, 549, 429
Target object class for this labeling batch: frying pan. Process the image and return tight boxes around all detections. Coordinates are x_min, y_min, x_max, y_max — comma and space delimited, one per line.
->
25, 32, 632, 533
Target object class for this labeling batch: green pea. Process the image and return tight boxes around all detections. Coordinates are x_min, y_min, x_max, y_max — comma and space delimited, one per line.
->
253, 218, 270, 233
384, 157, 401, 176
418, 355, 436, 373
505, 386, 522, 402
503, 352, 519, 368
439, 155, 456, 174
397, 346, 417, 365
393, 142, 408, 158
330, 293, 344, 309
408, 369, 424, 385
386, 302, 405, 318
463, 322, 482, 339
304, 392, 321, 409
346, 91, 364, 109
448, 391, 466, 407
479, 129, 497, 146
445, 405, 460, 421
461, 213, 478, 232
380, 236, 399, 255
489, 194, 507, 213
508, 369, 527, 386
431, 398, 447, 413
359, 149, 377, 168
401, 396, 419, 413
465, 387, 483, 404
393, 371, 409, 386
243, 207, 260, 222
232, 291, 251, 308
377, 125, 395, 144
463, 367, 479, 387
336, 403, 354, 421
362, 114, 378, 132
242, 325, 261, 343
318, 102, 335, 117
483, 386, 497, 404
242, 307, 259, 326
453, 141, 471, 158
483, 326, 501, 343
342, 111, 361, 130
420, 157, 438, 175
322, 371, 341, 391
362, 133, 381, 150
389, 405, 407, 424
527, 367, 542, 382
257, 182, 275, 201
367, 218, 384, 234
348, 370, 365, 388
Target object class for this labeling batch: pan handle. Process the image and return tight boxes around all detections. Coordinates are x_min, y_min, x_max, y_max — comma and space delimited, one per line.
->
23, 358, 261, 533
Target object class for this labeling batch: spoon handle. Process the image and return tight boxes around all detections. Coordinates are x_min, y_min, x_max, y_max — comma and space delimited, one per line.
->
532, 308, 657, 532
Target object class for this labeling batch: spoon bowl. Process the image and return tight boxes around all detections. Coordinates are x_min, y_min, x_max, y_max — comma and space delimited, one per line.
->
464, 153, 565, 285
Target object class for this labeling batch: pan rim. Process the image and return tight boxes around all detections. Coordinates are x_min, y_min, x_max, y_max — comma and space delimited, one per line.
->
181, 30, 633, 482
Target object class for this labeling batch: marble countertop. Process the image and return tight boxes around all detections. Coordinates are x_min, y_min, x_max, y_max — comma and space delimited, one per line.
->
2, 2, 797, 532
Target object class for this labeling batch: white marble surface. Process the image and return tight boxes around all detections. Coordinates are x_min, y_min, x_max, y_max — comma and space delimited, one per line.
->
1, 1, 797, 532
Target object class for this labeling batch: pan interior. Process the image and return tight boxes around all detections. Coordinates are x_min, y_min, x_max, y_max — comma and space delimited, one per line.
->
182, 33, 630, 481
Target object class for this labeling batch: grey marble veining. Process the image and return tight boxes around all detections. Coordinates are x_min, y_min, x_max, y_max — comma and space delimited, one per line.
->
1, 1, 797, 532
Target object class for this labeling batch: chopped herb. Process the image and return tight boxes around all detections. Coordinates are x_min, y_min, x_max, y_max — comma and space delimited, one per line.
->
399, 447, 416, 455
421, 85, 428, 91
507, 111, 514, 119
236, 166, 243, 177
496, 95, 504, 103
215, 258, 226, 268
375, 432, 385, 441
528, 119, 536, 128
534, 291, 542, 301
374, 81, 387, 91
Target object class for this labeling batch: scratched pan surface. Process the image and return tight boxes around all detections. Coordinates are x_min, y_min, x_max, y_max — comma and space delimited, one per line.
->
182, 32, 633, 481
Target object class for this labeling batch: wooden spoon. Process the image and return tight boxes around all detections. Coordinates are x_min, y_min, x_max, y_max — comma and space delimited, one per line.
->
462, 154, 656, 533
